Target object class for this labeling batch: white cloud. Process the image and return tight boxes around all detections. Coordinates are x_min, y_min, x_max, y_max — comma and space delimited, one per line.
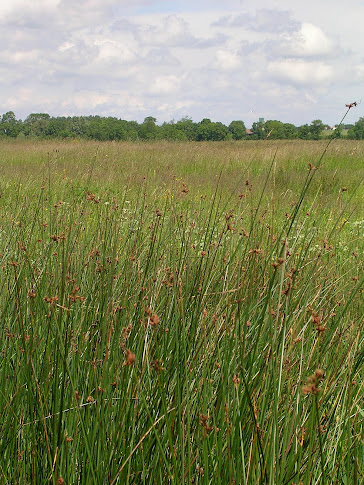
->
0, 1, 362, 125
136, 15, 195, 47
149, 75, 181, 94
267, 59, 334, 85
0, 0, 59, 16
280, 23, 335, 57
354, 64, 364, 81
214, 9, 299, 34
95, 40, 137, 63
67, 92, 110, 110
214, 49, 241, 70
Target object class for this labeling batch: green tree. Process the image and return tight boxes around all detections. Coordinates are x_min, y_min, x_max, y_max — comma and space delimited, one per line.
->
309, 119, 324, 140
264, 120, 285, 139
176, 117, 197, 140
124, 120, 139, 141
160, 121, 188, 141
197, 120, 229, 141
251, 121, 265, 139
282, 123, 297, 139
262, 120, 297, 139
228, 120, 246, 140
329, 126, 342, 139
24, 113, 50, 137
139, 117, 160, 140
297, 124, 310, 139
45, 117, 71, 138
0, 111, 21, 137
347, 117, 364, 139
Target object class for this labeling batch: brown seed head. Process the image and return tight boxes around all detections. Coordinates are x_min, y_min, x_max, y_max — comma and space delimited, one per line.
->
124, 349, 136, 366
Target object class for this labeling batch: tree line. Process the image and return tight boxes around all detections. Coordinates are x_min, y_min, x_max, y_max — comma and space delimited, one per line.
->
0, 111, 363, 141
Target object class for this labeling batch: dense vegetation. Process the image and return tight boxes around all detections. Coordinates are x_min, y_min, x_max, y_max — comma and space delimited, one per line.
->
0, 139, 363, 484
0, 111, 361, 141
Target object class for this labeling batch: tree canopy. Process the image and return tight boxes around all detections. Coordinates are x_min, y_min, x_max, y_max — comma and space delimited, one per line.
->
0, 112, 355, 142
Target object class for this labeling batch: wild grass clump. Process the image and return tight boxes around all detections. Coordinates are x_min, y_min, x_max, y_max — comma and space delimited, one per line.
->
0, 138, 363, 484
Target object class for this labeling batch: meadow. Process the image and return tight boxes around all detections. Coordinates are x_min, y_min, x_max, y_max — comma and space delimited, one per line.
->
0, 138, 363, 484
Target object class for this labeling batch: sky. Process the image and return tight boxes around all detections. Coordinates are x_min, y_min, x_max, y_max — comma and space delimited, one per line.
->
1, 0, 363, 127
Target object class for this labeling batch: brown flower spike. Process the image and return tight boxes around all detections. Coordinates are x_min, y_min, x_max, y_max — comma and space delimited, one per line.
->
124, 349, 136, 366
303, 369, 325, 395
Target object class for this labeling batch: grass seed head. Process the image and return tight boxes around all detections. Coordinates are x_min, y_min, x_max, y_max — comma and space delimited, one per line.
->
124, 349, 136, 366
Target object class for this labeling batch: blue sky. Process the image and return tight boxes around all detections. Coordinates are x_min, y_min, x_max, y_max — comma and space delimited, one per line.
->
0, 0, 363, 126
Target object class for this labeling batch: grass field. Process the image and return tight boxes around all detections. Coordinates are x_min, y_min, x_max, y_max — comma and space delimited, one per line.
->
0, 139, 363, 484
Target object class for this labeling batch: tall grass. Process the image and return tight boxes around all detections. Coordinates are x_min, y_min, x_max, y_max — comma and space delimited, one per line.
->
0, 138, 363, 484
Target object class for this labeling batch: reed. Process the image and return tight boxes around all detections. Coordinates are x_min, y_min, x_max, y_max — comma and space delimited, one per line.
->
0, 137, 363, 484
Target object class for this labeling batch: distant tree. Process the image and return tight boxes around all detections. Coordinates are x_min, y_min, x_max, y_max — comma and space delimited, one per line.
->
143, 116, 157, 124
200, 118, 212, 125
228, 120, 246, 140
24, 113, 50, 137
0, 111, 328, 142
85, 117, 127, 141
251, 120, 265, 139
160, 121, 188, 141
347, 117, 364, 139
297, 120, 324, 140
0, 111, 21, 137
197, 120, 229, 141
329, 125, 342, 139
309, 119, 324, 140
264, 120, 286, 139
297, 124, 310, 139
282, 123, 297, 139
124, 120, 139, 141
45, 117, 71, 138
176, 117, 197, 140
2, 111, 17, 124
262, 120, 297, 139
139, 116, 160, 140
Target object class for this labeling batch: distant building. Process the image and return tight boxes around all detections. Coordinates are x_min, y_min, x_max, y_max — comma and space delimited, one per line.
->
259, 118, 264, 123
246, 129, 253, 136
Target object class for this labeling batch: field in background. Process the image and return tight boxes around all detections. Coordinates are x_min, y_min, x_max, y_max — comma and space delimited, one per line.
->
0, 139, 363, 484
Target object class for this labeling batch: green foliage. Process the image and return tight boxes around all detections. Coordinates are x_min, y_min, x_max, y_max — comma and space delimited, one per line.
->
197, 120, 230, 141
347, 117, 364, 139
329, 125, 342, 139
175, 117, 198, 140
0, 111, 355, 142
297, 120, 325, 140
228, 120, 246, 140
0, 111, 22, 137
251, 120, 266, 139
138, 116, 161, 140
160, 121, 188, 141
310, 119, 325, 140
259, 120, 297, 139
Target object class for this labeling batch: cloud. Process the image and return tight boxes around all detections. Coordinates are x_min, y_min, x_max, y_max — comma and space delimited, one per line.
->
354, 64, 364, 81
214, 49, 241, 70
278, 23, 335, 57
267, 59, 334, 85
149, 75, 181, 95
130, 14, 227, 49
95, 40, 137, 63
143, 47, 180, 67
135, 15, 196, 47
0, 1, 361, 126
68, 91, 111, 111
214, 9, 299, 34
